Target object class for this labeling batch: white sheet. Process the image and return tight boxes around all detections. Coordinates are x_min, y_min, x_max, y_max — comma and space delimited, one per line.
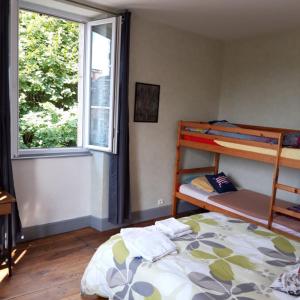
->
179, 184, 300, 238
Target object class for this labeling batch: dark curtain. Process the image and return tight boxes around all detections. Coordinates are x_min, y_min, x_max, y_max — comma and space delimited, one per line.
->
108, 12, 131, 225
0, 0, 22, 245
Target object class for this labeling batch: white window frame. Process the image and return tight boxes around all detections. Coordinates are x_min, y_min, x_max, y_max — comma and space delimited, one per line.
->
9, 0, 120, 158
84, 17, 120, 154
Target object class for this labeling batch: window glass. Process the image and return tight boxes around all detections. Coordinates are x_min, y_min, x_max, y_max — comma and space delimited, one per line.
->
89, 22, 114, 149
18, 10, 80, 149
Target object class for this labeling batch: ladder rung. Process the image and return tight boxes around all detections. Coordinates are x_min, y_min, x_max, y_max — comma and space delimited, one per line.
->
273, 205, 300, 219
276, 183, 300, 194
177, 166, 215, 174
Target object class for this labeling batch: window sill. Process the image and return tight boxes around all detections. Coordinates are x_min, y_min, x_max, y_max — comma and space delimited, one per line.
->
12, 149, 92, 160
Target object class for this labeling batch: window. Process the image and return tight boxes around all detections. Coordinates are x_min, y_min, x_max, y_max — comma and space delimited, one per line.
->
10, 0, 120, 157
18, 10, 81, 150
85, 18, 120, 152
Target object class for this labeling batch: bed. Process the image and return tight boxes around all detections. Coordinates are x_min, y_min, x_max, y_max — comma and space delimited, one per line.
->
181, 122, 300, 169
81, 212, 300, 300
173, 121, 300, 239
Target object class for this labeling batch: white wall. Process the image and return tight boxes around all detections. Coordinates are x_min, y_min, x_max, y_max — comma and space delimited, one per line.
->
218, 29, 300, 202
13, 14, 223, 228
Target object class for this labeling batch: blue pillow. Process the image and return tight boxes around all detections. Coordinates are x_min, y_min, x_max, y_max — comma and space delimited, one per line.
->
205, 172, 237, 193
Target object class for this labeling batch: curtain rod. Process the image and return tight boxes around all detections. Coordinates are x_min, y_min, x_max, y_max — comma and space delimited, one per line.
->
56, 0, 122, 16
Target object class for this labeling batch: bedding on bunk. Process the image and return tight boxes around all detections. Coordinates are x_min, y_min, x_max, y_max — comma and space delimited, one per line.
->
206, 120, 276, 144
179, 186, 300, 238
214, 140, 300, 160
182, 134, 217, 145
185, 120, 300, 148
81, 212, 300, 300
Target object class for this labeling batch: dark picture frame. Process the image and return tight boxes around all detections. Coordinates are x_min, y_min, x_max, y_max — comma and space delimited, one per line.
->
134, 82, 160, 122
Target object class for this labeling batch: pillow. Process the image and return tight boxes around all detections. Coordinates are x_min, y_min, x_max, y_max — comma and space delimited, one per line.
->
181, 174, 202, 184
271, 266, 300, 297
205, 172, 237, 193
283, 133, 300, 148
191, 176, 214, 193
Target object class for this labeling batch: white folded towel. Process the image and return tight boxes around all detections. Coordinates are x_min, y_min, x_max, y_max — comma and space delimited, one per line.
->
120, 227, 177, 262
171, 229, 193, 238
144, 225, 192, 238
271, 266, 300, 297
155, 218, 192, 238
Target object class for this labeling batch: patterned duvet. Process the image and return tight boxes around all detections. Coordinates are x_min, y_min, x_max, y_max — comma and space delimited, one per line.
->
81, 212, 300, 300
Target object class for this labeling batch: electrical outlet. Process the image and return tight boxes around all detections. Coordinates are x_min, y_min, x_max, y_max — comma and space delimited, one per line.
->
157, 199, 165, 207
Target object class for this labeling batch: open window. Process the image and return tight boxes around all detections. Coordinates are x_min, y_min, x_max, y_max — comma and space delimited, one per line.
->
10, 0, 121, 157
85, 18, 120, 153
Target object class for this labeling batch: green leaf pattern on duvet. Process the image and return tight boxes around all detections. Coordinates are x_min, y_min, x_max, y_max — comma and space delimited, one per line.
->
90, 213, 300, 300
188, 234, 255, 282
248, 223, 299, 267
112, 239, 129, 265
181, 214, 218, 233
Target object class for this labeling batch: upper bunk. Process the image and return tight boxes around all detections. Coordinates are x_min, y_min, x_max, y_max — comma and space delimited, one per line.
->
178, 121, 300, 169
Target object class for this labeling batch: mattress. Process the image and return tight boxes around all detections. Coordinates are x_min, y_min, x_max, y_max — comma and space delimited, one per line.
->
81, 212, 300, 300
179, 184, 300, 238
215, 140, 300, 160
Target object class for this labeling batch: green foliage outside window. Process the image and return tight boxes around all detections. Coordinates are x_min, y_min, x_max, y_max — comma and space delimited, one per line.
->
19, 10, 79, 149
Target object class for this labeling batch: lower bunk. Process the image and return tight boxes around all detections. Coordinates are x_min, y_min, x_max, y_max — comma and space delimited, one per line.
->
175, 186, 300, 240
81, 212, 300, 299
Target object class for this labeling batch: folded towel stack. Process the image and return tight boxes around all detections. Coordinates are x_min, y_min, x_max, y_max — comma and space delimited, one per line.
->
120, 227, 177, 262
271, 266, 300, 297
155, 217, 192, 238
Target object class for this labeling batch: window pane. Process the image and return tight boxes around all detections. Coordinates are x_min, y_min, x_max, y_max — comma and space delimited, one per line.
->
18, 10, 80, 149
90, 23, 112, 107
89, 22, 113, 149
90, 108, 109, 147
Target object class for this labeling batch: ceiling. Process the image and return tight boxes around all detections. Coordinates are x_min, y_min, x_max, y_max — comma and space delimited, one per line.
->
89, 0, 300, 40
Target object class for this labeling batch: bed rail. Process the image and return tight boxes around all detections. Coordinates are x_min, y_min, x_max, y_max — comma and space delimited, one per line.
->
181, 121, 283, 139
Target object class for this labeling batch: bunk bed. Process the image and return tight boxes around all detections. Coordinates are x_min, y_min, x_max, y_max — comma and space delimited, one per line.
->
172, 121, 300, 240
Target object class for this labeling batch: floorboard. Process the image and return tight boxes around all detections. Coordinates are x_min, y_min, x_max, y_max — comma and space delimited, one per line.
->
0, 216, 193, 300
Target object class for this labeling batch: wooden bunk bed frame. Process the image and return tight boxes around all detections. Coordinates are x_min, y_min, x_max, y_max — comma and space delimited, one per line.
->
172, 121, 300, 240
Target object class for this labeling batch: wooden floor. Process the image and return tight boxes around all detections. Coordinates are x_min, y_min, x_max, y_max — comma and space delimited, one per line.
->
0, 227, 110, 300
0, 216, 181, 300
0, 211, 200, 300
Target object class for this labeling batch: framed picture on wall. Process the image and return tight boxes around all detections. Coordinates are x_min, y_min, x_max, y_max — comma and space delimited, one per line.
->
134, 82, 160, 122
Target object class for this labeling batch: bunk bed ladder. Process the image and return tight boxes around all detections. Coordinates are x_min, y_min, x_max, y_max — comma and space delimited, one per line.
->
267, 133, 300, 228
268, 133, 284, 228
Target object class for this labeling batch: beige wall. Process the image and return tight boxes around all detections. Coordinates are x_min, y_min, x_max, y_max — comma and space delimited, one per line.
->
218, 30, 300, 202
128, 14, 223, 212
13, 156, 92, 227
14, 14, 223, 227
15, 16, 300, 228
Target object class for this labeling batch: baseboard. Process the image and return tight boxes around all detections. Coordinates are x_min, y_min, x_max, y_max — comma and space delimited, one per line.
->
21, 200, 199, 242
21, 216, 91, 242
89, 201, 199, 231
